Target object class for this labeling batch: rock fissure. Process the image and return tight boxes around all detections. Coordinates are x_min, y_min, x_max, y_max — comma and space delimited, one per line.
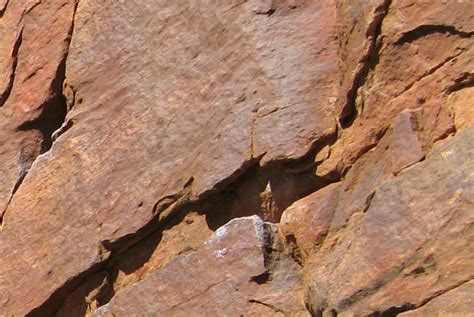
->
26, 260, 110, 317
0, 0, 79, 228
367, 279, 474, 317
339, 0, 391, 127
0, 0, 9, 17
1, 1, 473, 316
56, 144, 330, 314
446, 71, 474, 94
248, 299, 286, 314
394, 24, 473, 45
0, 27, 23, 108
394, 48, 469, 100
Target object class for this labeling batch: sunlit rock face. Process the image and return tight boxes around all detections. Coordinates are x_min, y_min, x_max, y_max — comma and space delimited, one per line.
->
0, 1, 472, 316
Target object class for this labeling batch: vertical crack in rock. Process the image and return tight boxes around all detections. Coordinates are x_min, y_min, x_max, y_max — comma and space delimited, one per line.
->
0, 0, 80, 227
339, 0, 391, 127
0, 28, 24, 225
17, 0, 79, 153
0, 27, 23, 108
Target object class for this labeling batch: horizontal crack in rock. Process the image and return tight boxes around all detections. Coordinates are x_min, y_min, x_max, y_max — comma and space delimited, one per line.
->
395, 24, 474, 45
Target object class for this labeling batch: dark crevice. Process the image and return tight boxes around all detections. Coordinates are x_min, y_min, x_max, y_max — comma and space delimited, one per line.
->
250, 272, 271, 285
393, 48, 468, 100
285, 234, 304, 266
192, 131, 340, 230
248, 299, 285, 314
27, 260, 109, 317
16, 94, 68, 153
53, 271, 112, 317
62, 135, 338, 312
15, 10, 74, 152
1, 0, 78, 229
16, 0, 78, 149
0, 0, 9, 17
256, 8, 275, 16
0, 27, 23, 108
10, 169, 28, 198
338, 279, 387, 310
0, 168, 28, 223
54, 208, 193, 316
368, 304, 416, 317
254, 6, 276, 16
339, 0, 391, 127
29, 94, 339, 315
362, 191, 376, 213
23, 1, 42, 16
395, 24, 473, 45
446, 72, 474, 94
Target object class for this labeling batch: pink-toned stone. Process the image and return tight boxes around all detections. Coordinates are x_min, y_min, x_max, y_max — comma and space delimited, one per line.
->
305, 126, 474, 316
447, 87, 474, 131
93, 216, 303, 316
280, 182, 340, 257
398, 280, 474, 317
0, 1, 339, 315
337, 0, 472, 169
0, 0, 75, 216
0, 1, 472, 315
390, 109, 425, 174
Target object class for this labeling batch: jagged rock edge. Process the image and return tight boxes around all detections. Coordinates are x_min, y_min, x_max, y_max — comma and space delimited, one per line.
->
0, 0, 79, 228
339, 0, 391, 127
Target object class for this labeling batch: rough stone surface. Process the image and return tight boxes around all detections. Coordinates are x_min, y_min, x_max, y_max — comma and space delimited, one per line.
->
305, 126, 474, 316
0, 0, 473, 316
398, 280, 474, 317
93, 216, 305, 316
280, 182, 340, 257
0, 0, 75, 218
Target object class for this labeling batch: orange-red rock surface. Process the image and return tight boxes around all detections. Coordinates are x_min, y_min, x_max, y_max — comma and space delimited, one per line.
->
0, 1, 472, 316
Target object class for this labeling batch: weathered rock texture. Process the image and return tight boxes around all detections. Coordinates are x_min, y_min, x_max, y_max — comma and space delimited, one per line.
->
0, 0, 472, 316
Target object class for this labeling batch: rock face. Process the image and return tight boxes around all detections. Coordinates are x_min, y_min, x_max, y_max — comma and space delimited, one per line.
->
93, 216, 304, 316
0, 1, 472, 316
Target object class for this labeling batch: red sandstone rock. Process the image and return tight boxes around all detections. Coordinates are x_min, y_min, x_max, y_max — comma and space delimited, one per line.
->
93, 216, 305, 316
0, 1, 472, 316
0, 0, 75, 217
305, 126, 474, 316
280, 183, 340, 257
398, 280, 474, 317
334, 0, 473, 169
0, 1, 338, 315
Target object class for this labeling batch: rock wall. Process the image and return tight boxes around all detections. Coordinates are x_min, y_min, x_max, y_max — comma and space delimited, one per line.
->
0, 1, 472, 316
